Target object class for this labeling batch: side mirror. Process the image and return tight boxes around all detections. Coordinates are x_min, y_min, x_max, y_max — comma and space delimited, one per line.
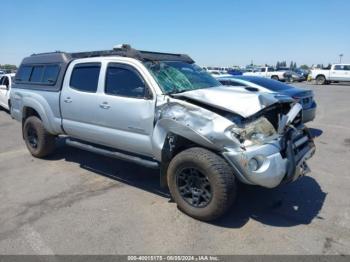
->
0, 85, 8, 90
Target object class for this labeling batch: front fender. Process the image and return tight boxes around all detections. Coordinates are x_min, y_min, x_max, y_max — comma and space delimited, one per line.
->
151, 99, 240, 162
152, 118, 218, 161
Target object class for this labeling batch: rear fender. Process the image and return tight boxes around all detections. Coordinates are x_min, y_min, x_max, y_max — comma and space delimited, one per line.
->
19, 94, 58, 134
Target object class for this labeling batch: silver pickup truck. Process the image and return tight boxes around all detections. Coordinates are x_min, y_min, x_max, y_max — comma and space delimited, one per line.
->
10, 45, 315, 221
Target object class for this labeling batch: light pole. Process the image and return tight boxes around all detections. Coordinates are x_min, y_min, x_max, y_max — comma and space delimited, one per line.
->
339, 54, 343, 63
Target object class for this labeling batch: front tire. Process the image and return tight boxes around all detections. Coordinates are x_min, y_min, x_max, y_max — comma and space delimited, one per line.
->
23, 116, 56, 158
271, 75, 279, 81
167, 147, 237, 221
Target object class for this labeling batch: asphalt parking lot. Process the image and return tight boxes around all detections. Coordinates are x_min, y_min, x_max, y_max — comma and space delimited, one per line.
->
0, 82, 349, 255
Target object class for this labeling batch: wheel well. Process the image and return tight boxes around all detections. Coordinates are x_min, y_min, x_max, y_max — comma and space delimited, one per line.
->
316, 74, 326, 79
22, 107, 41, 138
22, 107, 41, 121
271, 75, 279, 79
159, 133, 215, 187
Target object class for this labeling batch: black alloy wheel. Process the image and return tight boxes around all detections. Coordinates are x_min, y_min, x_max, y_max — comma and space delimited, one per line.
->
176, 167, 212, 208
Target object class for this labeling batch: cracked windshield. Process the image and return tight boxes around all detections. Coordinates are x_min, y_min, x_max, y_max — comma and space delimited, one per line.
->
144, 61, 221, 94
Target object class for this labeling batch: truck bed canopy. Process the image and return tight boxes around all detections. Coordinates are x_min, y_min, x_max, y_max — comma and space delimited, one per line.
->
14, 45, 195, 92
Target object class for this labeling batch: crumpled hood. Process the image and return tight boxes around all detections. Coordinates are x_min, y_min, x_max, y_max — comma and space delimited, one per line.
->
173, 86, 289, 118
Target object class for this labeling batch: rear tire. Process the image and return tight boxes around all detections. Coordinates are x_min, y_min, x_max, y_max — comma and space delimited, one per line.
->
271, 75, 279, 81
23, 116, 56, 158
167, 147, 237, 221
316, 75, 326, 85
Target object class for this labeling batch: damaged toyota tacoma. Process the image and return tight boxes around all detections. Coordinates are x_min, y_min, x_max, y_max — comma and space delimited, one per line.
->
10, 45, 316, 221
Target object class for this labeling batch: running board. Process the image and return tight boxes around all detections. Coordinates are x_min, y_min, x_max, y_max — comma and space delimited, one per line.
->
66, 139, 159, 169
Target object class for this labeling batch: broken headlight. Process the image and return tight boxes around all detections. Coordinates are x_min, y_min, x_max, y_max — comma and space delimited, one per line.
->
231, 117, 278, 146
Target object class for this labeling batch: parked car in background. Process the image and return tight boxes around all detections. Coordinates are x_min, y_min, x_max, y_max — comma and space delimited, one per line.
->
276, 67, 291, 72
217, 75, 317, 123
243, 66, 291, 81
0, 73, 15, 110
10, 45, 315, 221
227, 68, 243, 75
210, 70, 232, 77
294, 68, 310, 79
311, 64, 350, 84
288, 71, 306, 82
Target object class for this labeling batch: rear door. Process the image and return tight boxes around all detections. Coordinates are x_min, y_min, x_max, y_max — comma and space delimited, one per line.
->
343, 65, 350, 81
330, 65, 346, 81
60, 61, 103, 143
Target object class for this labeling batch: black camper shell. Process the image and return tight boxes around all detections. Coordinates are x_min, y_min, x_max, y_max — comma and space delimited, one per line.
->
13, 45, 194, 92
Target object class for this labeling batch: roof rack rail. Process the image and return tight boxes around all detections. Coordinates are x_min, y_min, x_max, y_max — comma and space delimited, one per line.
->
27, 44, 195, 64
69, 44, 194, 63
30, 51, 64, 56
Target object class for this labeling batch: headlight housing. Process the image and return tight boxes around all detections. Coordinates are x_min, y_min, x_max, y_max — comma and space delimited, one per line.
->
231, 117, 278, 146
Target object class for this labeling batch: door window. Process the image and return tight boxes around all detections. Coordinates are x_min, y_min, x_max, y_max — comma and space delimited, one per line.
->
105, 64, 147, 98
334, 65, 344, 70
70, 63, 101, 92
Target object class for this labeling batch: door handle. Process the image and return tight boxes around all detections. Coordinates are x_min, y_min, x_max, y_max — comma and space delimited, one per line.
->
99, 102, 110, 109
64, 97, 72, 103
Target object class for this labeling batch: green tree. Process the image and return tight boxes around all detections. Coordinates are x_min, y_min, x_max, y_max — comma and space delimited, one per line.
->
300, 64, 309, 70
290, 61, 294, 69
0, 64, 17, 73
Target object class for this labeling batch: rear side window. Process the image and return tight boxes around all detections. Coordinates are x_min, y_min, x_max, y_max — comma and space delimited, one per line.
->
105, 64, 146, 98
42, 65, 60, 84
16, 66, 33, 82
70, 63, 101, 92
30, 66, 45, 82
16, 64, 60, 84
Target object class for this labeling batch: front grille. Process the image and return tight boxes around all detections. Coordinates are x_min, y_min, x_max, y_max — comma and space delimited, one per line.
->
291, 131, 310, 163
280, 126, 310, 158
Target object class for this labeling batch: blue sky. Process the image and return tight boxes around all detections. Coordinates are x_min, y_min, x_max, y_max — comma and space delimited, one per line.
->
1, 0, 350, 66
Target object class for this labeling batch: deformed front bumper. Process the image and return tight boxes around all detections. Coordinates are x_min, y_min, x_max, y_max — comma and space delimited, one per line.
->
222, 127, 316, 188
